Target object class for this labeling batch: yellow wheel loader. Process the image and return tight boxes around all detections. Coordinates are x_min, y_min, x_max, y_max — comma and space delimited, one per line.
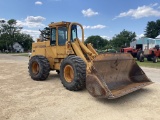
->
28, 21, 153, 99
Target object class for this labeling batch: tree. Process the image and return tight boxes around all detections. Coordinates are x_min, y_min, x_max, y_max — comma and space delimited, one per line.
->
0, 33, 10, 50
0, 19, 33, 52
85, 35, 108, 49
0, 19, 23, 51
110, 30, 136, 50
0, 20, 5, 35
145, 21, 157, 38
14, 33, 34, 51
156, 19, 160, 36
144, 19, 160, 38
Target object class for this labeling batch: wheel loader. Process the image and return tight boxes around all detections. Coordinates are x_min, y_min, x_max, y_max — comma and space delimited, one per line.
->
28, 21, 153, 99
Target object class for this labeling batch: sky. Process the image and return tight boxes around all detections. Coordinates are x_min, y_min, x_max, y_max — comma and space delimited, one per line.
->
0, 0, 160, 40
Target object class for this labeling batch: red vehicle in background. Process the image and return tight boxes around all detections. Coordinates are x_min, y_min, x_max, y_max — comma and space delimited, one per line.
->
121, 47, 144, 62
120, 47, 137, 57
144, 45, 160, 63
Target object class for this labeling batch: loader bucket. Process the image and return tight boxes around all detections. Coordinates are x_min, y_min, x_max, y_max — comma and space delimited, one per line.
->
86, 53, 153, 99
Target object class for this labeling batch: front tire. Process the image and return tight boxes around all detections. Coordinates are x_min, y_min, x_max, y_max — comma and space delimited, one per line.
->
28, 55, 50, 81
139, 53, 144, 62
60, 55, 86, 91
137, 51, 142, 61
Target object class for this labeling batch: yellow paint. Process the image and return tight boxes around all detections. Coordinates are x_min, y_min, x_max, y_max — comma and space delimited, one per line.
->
31, 21, 98, 73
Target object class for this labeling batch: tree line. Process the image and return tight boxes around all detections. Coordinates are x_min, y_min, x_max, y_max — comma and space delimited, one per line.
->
145, 19, 160, 38
0, 19, 33, 52
85, 19, 160, 51
85, 30, 136, 51
0, 18, 159, 52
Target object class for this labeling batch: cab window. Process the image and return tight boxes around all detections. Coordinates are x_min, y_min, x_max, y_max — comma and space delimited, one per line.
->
71, 25, 77, 41
58, 27, 67, 45
51, 28, 56, 45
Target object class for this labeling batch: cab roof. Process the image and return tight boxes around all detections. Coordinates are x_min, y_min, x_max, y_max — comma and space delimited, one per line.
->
48, 21, 71, 28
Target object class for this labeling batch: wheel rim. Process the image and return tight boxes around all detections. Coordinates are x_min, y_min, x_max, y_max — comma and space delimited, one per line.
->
64, 65, 74, 82
32, 62, 39, 75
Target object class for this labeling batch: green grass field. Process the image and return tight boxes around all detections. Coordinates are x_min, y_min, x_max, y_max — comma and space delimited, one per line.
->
136, 58, 160, 69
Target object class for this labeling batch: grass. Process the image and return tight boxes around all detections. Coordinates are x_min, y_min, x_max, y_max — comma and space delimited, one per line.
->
0, 52, 29, 57
11, 53, 29, 57
136, 58, 160, 69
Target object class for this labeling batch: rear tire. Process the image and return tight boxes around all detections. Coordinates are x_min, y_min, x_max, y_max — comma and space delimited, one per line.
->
28, 55, 50, 81
153, 56, 158, 63
60, 55, 86, 91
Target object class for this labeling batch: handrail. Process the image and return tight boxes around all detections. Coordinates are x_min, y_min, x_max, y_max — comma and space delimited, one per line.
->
68, 22, 84, 43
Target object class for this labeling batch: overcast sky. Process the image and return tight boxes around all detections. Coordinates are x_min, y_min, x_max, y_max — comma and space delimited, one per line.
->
1, 0, 160, 40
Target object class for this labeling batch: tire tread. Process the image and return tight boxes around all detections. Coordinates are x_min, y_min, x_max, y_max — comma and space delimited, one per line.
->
28, 55, 50, 81
60, 55, 86, 91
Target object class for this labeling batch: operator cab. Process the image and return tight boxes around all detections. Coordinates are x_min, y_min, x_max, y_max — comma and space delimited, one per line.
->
49, 21, 79, 46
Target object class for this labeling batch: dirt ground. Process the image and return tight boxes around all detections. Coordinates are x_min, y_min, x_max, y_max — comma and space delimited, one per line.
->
0, 54, 160, 120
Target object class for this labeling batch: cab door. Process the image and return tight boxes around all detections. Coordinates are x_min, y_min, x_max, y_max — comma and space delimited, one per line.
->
56, 26, 67, 58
